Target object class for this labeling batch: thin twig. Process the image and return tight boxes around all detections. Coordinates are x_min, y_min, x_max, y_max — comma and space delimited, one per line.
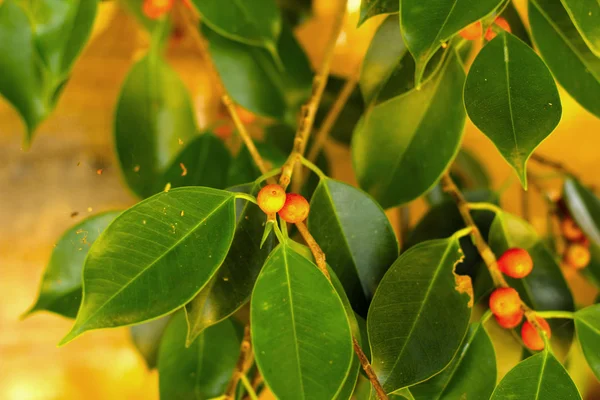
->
521, 186, 530, 222
530, 153, 577, 177
353, 337, 389, 400
397, 206, 410, 248
240, 374, 259, 400
295, 221, 330, 280
224, 325, 254, 399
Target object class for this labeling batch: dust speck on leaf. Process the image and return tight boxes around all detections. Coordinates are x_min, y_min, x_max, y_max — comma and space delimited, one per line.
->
180, 163, 187, 176
96, 169, 103, 175
164, 182, 172, 192
180, 210, 185, 217
133, 165, 140, 172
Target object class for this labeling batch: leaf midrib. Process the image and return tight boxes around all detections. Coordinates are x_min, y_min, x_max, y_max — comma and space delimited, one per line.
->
502, 34, 521, 165
534, 351, 549, 399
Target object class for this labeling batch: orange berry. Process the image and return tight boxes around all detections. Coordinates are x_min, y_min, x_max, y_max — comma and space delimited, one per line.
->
257, 184, 286, 214
485, 17, 511, 41
521, 317, 551, 351
498, 248, 534, 278
489, 287, 521, 318
236, 106, 256, 124
214, 123, 233, 140
495, 308, 524, 329
459, 21, 483, 40
182, 0, 192, 9
561, 217, 584, 241
143, 0, 174, 19
564, 243, 591, 269
278, 193, 310, 223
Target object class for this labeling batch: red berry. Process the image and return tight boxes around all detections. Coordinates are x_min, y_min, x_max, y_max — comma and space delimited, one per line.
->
257, 184, 286, 214
498, 248, 533, 278
564, 243, 591, 269
495, 309, 524, 329
489, 287, 521, 318
561, 217, 584, 241
214, 123, 233, 140
278, 193, 310, 223
521, 317, 551, 351
485, 17, 511, 41
459, 21, 483, 40
143, 0, 174, 19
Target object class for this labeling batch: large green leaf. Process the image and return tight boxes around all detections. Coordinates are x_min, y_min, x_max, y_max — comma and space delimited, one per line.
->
24, 211, 121, 319
353, 51, 466, 209
184, 183, 276, 345
251, 243, 354, 400
0, 0, 97, 143
368, 232, 473, 393
560, 0, 600, 56
574, 304, 600, 380
400, 0, 502, 84
308, 177, 398, 315
59, 187, 237, 345
203, 22, 312, 123
358, 0, 398, 26
464, 32, 562, 187
130, 315, 171, 369
529, 0, 600, 119
490, 350, 581, 399
158, 312, 241, 399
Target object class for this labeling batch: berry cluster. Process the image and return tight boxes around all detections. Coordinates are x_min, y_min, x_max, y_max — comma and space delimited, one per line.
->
560, 216, 591, 270
257, 184, 310, 223
142, 0, 191, 20
459, 17, 511, 42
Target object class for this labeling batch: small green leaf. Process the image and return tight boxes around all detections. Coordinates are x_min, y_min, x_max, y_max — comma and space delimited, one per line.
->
529, 0, 600, 118
158, 312, 241, 399
490, 350, 581, 399
308, 177, 398, 315
358, 0, 398, 26
24, 211, 121, 319
464, 32, 562, 187
560, 0, 600, 56
401, 0, 502, 84
353, 51, 466, 209
574, 304, 600, 380
368, 232, 473, 393
130, 315, 171, 369
59, 187, 237, 345
251, 243, 354, 400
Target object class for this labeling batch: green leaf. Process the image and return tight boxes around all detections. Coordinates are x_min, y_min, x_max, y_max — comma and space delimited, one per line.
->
0, 0, 97, 143
560, 0, 600, 56
24, 211, 121, 319
308, 177, 398, 315
59, 187, 237, 345
368, 232, 473, 393
464, 32, 562, 187
353, 51, 466, 209
227, 142, 286, 187
158, 312, 241, 399
400, 0, 502, 85
251, 243, 354, 400
130, 315, 171, 369
409, 323, 496, 400
529, 0, 600, 119
203, 22, 312, 123
358, 0, 398, 26
184, 183, 276, 345
574, 304, 600, 380
490, 350, 581, 399
501, 1, 532, 47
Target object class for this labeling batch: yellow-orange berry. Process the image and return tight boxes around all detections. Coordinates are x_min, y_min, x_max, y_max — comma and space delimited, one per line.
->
561, 217, 584, 241
485, 17, 511, 41
459, 21, 483, 40
143, 0, 174, 19
257, 184, 286, 214
498, 248, 533, 278
489, 287, 521, 318
278, 193, 310, 223
521, 317, 551, 351
214, 123, 233, 140
564, 243, 591, 269
236, 106, 256, 124
495, 308, 524, 329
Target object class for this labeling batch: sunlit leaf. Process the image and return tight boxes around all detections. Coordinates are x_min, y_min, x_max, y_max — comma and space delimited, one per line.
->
358, 0, 398, 26
574, 304, 600, 380
560, 0, 600, 56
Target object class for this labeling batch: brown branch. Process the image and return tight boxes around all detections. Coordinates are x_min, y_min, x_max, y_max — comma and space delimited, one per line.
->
225, 325, 254, 399
353, 337, 389, 400
530, 153, 576, 178
295, 221, 330, 280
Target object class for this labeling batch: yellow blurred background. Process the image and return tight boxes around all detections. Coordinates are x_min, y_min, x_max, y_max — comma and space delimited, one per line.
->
1, 1, 599, 399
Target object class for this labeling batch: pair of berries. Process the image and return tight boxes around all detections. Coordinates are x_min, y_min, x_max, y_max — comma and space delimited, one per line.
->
143, 0, 191, 20
459, 17, 511, 41
561, 217, 591, 269
257, 184, 309, 223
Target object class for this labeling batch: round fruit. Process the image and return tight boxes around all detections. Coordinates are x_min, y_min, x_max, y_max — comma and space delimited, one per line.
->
143, 0, 174, 19
498, 248, 534, 278
561, 217, 584, 241
564, 243, 591, 269
521, 317, 551, 351
489, 287, 521, 318
459, 21, 483, 40
495, 309, 524, 329
257, 184, 286, 214
485, 17, 511, 41
278, 193, 310, 223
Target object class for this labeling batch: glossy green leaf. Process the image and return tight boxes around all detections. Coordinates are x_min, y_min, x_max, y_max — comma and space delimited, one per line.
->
0, 0, 97, 143
368, 232, 473, 393
464, 32, 562, 187
251, 243, 354, 400
400, 0, 502, 84
490, 350, 581, 399
529, 0, 600, 118
184, 183, 276, 345
59, 187, 237, 345
501, 1, 532, 47
358, 0, 398, 26
409, 323, 496, 400
560, 0, 600, 56
130, 315, 171, 369
574, 304, 600, 380
227, 142, 286, 187
24, 212, 120, 319
353, 51, 466, 209
308, 177, 398, 315
158, 312, 241, 399
203, 22, 312, 123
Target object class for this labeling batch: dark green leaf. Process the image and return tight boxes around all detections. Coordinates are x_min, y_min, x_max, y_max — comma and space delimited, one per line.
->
24, 211, 121, 319
501, 2, 532, 47
59, 187, 237, 345
464, 32, 562, 187
529, 0, 600, 118
251, 243, 354, 399
575, 304, 600, 380
358, 0, 398, 26
490, 350, 581, 399
353, 51, 466, 209
227, 142, 286, 187
560, 0, 600, 56
400, 0, 502, 84
158, 312, 241, 399
308, 177, 398, 315
368, 232, 473, 392
278, 0, 312, 28
130, 315, 171, 369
